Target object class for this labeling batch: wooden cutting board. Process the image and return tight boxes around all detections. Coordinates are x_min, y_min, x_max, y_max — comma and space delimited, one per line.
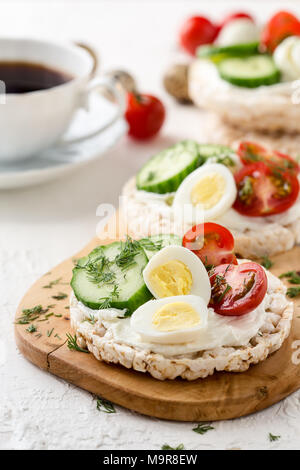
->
15, 235, 300, 422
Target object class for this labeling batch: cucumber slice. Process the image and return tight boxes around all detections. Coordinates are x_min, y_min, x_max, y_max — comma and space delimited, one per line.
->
197, 42, 259, 62
218, 55, 280, 88
71, 240, 152, 313
198, 144, 236, 168
136, 140, 202, 194
139, 234, 182, 260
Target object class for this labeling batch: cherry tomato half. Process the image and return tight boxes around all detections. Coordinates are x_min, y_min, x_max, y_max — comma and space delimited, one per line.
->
233, 161, 300, 217
219, 11, 254, 30
182, 222, 237, 269
238, 141, 299, 174
125, 93, 165, 140
261, 11, 300, 52
179, 16, 219, 56
209, 262, 268, 316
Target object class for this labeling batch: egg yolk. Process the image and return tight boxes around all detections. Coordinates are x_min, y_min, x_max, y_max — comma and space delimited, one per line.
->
149, 260, 193, 297
152, 302, 200, 332
190, 173, 226, 209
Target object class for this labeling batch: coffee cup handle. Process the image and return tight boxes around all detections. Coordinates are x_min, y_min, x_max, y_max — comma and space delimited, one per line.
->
58, 76, 126, 146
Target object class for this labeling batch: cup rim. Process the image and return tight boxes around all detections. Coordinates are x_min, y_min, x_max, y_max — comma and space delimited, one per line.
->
0, 36, 94, 97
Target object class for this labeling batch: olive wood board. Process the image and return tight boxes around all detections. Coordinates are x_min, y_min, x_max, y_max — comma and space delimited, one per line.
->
15, 234, 300, 422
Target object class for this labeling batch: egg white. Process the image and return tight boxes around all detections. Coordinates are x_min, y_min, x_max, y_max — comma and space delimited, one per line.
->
216, 18, 260, 46
143, 245, 211, 304
130, 295, 208, 344
172, 163, 237, 223
274, 36, 300, 81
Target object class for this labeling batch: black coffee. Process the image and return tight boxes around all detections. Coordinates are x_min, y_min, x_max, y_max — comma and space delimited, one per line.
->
0, 61, 73, 93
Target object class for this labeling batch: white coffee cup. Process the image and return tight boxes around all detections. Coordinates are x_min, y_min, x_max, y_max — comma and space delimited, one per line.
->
0, 37, 126, 162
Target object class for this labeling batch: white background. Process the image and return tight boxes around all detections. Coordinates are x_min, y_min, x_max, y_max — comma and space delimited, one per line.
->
1, 0, 300, 450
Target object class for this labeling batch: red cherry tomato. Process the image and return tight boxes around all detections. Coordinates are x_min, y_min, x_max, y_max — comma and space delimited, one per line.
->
233, 161, 299, 217
238, 141, 299, 174
209, 262, 268, 316
182, 222, 237, 269
261, 11, 300, 52
179, 16, 219, 56
125, 93, 165, 140
219, 12, 254, 29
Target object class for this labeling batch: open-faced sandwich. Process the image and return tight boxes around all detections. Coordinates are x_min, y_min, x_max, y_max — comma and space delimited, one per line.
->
122, 140, 300, 259
70, 224, 293, 381
189, 11, 300, 133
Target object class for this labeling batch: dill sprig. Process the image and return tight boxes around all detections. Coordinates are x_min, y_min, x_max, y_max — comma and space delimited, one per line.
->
161, 444, 184, 450
47, 328, 54, 337
192, 423, 214, 435
66, 333, 89, 353
96, 396, 116, 413
86, 313, 96, 325
97, 285, 120, 310
211, 272, 232, 304
83, 255, 112, 284
98, 297, 112, 309
115, 236, 142, 270
269, 433, 280, 442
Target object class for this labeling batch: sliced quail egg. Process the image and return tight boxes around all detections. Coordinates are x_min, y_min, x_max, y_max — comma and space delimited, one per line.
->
130, 295, 208, 344
172, 163, 237, 223
143, 245, 211, 304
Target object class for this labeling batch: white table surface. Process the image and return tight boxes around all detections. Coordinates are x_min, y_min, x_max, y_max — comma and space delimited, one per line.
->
1, 0, 300, 450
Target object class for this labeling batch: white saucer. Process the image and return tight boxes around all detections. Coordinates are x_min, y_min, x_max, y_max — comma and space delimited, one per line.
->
0, 93, 127, 189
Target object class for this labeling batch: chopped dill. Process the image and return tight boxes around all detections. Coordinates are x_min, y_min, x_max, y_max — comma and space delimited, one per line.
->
47, 328, 54, 337
279, 270, 300, 284
161, 444, 184, 450
269, 433, 281, 442
218, 284, 232, 302
26, 324, 37, 333
43, 277, 62, 289
52, 292, 68, 301
16, 305, 48, 325
192, 423, 214, 435
261, 256, 273, 270
287, 286, 300, 298
96, 396, 116, 413
239, 176, 253, 201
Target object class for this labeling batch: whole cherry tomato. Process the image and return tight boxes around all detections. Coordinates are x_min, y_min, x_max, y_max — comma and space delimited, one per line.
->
179, 16, 219, 56
182, 222, 237, 269
261, 11, 300, 52
125, 93, 165, 140
238, 141, 299, 174
209, 262, 268, 316
219, 11, 254, 30
233, 161, 299, 217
